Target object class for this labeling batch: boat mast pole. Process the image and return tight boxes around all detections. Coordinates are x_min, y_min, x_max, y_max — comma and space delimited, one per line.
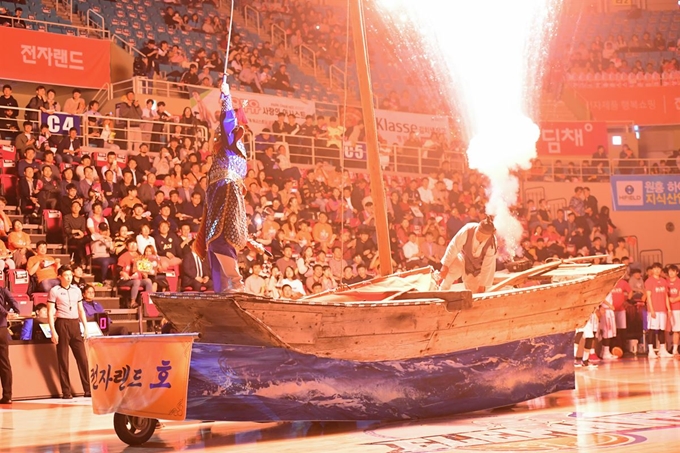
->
350, 0, 393, 276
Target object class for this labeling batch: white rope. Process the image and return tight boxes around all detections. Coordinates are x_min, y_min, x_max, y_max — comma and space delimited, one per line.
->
222, 0, 236, 84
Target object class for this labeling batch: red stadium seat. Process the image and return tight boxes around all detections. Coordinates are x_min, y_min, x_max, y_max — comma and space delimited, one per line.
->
142, 292, 160, 318
43, 210, 64, 245
13, 293, 32, 317
7, 269, 30, 295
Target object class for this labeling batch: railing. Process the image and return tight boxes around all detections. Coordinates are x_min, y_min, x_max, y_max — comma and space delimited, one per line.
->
92, 83, 113, 109
110, 33, 144, 57
299, 44, 317, 76
271, 23, 287, 49
113, 77, 218, 102
639, 249, 663, 269
0, 106, 208, 157
57, 0, 73, 22
524, 156, 680, 182
329, 64, 346, 92
244, 5, 261, 34
546, 198, 567, 222
0, 13, 102, 37
85, 9, 106, 36
524, 187, 546, 204
247, 136, 466, 177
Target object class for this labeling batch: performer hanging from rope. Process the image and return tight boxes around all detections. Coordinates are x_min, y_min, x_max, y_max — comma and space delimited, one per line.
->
194, 80, 264, 292
437, 217, 497, 294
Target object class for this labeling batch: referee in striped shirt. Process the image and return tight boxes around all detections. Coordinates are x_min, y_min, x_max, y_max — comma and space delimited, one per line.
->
47, 265, 91, 399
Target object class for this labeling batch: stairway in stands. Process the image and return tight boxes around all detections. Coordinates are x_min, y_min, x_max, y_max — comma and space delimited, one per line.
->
5, 205, 150, 334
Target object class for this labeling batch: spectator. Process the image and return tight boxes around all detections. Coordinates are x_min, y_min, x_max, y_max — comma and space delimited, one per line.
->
14, 122, 37, 157
25, 86, 47, 124
37, 165, 60, 210
7, 220, 31, 268
62, 89, 85, 115
270, 65, 295, 92
276, 245, 296, 274
244, 263, 266, 295
119, 91, 143, 151
153, 220, 182, 269
180, 64, 200, 86
27, 241, 60, 293
90, 223, 116, 283
56, 128, 82, 164
182, 247, 212, 291
117, 239, 153, 307
0, 84, 19, 139
63, 201, 89, 266
45, 89, 61, 113
18, 166, 40, 217
0, 239, 15, 274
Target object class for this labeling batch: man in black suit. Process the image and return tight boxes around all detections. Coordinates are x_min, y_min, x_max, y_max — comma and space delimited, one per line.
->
56, 128, 82, 164
18, 166, 40, 216
181, 248, 213, 291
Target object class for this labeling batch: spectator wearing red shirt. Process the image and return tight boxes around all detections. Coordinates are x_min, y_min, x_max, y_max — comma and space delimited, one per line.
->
644, 262, 672, 358
667, 265, 680, 356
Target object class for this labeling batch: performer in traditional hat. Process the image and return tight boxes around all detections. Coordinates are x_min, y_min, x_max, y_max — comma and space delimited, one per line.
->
194, 81, 264, 292
437, 217, 497, 294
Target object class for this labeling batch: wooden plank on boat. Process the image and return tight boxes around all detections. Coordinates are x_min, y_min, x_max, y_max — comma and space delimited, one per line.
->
393, 290, 473, 311
245, 309, 322, 345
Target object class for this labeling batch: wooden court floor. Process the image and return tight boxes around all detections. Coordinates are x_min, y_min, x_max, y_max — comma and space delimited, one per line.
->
2, 358, 680, 452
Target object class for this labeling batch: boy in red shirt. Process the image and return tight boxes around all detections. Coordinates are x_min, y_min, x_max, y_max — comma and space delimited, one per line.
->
667, 264, 680, 356
645, 262, 672, 358
610, 277, 632, 353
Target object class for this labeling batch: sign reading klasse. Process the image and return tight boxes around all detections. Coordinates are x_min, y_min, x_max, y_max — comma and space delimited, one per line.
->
0, 27, 110, 89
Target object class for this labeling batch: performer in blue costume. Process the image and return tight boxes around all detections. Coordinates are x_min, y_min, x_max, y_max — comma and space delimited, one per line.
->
195, 81, 264, 292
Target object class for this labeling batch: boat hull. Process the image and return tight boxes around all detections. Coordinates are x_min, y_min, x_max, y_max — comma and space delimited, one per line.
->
152, 265, 624, 362
185, 331, 574, 422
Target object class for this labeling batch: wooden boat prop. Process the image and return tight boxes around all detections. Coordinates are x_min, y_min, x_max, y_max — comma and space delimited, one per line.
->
150, 262, 625, 362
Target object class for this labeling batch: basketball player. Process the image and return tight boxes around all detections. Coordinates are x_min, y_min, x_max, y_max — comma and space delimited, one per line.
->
667, 264, 680, 356
599, 293, 618, 360
645, 262, 672, 358
574, 310, 599, 368
438, 217, 497, 294
610, 277, 632, 354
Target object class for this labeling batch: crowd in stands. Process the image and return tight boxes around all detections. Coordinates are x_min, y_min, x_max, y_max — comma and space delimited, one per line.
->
527, 145, 680, 183
0, 77, 647, 309
562, 27, 680, 88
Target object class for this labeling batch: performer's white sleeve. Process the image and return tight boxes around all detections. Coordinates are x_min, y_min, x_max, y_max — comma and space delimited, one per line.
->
441, 224, 473, 267
478, 246, 497, 290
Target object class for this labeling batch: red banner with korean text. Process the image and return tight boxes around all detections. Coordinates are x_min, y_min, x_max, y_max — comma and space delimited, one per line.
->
574, 87, 680, 125
536, 122, 609, 156
0, 27, 110, 89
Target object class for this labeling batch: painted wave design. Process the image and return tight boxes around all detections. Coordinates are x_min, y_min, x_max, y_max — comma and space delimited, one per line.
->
185, 333, 574, 421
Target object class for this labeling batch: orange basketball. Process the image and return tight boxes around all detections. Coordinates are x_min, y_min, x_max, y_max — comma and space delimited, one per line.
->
612, 347, 623, 358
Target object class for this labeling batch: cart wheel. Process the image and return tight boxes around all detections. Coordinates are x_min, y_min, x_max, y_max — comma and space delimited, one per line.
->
113, 412, 158, 445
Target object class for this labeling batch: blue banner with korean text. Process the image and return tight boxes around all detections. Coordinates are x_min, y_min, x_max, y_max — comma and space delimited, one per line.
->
611, 175, 680, 211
